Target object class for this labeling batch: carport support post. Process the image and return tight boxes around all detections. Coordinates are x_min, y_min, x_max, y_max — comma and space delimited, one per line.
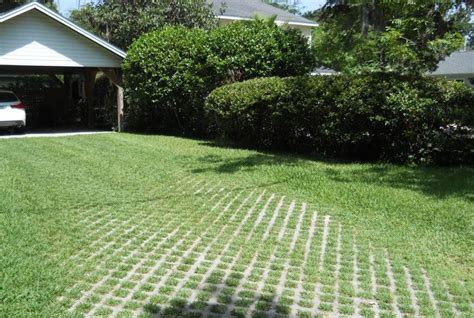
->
100, 68, 124, 132
117, 86, 124, 132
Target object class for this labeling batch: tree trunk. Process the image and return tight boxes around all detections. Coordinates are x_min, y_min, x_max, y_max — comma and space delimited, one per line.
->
361, 0, 375, 38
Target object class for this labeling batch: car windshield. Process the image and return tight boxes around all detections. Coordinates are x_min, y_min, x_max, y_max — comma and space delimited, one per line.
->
0, 92, 18, 103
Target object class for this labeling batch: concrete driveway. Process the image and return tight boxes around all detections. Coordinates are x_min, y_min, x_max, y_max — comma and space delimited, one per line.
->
0, 129, 114, 139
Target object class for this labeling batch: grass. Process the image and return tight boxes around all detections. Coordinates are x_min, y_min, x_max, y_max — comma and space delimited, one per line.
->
0, 133, 472, 317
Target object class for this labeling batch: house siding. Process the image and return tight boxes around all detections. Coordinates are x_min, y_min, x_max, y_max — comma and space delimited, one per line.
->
0, 10, 122, 68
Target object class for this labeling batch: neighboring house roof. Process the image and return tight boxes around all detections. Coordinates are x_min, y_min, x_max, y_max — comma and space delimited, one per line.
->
312, 67, 336, 76
431, 50, 474, 78
0, 2, 126, 60
210, 0, 318, 27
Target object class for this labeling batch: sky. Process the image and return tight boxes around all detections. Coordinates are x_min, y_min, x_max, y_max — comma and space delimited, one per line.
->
300, 0, 325, 12
57, 0, 326, 16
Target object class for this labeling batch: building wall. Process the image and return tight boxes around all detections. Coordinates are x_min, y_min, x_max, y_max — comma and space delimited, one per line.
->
0, 10, 122, 68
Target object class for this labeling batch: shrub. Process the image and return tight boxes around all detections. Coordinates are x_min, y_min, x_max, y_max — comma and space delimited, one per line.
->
429, 81, 474, 164
209, 19, 315, 83
205, 75, 473, 164
205, 77, 300, 150
123, 22, 315, 134
123, 26, 215, 134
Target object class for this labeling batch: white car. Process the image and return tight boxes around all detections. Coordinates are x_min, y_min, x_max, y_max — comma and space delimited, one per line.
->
0, 90, 26, 133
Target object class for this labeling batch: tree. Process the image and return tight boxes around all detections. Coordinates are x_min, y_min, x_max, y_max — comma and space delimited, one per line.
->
261, 0, 302, 15
467, 22, 474, 48
312, 0, 473, 74
303, 9, 322, 22
0, 0, 56, 12
70, 0, 217, 50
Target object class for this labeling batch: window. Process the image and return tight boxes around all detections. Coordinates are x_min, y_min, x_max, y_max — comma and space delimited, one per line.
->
0, 92, 19, 103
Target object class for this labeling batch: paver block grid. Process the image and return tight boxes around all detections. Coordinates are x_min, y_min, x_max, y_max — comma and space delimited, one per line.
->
57, 174, 474, 318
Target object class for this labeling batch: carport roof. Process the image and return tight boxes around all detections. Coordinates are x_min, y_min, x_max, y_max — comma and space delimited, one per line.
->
0, 2, 126, 59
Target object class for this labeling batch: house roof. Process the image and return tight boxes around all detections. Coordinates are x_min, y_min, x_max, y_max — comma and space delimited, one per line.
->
312, 67, 336, 75
431, 50, 474, 78
0, 2, 126, 59
210, 0, 318, 27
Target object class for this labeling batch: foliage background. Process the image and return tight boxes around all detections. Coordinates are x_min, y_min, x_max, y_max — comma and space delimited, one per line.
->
70, 0, 217, 49
311, 0, 472, 74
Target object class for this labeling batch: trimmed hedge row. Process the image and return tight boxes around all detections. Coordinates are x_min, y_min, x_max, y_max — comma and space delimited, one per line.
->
123, 22, 315, 134
205, 75, 474, 164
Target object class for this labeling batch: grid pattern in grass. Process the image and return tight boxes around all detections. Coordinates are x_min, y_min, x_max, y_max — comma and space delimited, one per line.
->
57, 175, 473, 318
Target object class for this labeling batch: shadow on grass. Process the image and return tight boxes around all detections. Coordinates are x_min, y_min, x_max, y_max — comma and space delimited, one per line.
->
195, 140, 474, 201
142, 284, 292, 318
323, 165, 474, 202
192, 153, 300, 174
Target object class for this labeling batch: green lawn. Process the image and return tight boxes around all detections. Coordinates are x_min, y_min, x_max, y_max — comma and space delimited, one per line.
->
0, 133, 472, 317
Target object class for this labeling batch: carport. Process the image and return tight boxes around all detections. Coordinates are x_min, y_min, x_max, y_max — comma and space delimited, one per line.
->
0, 2, 126, 131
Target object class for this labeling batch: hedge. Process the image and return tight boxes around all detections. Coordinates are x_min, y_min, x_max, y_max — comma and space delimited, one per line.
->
123, 26, 214, 135
123, 22, 314, 134
209, 19, 315, 83
205, 75, 474, 164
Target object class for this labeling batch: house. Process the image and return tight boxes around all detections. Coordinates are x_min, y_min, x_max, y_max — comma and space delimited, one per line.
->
0, 2, 126, 130
311, 67, 337, 76
210, 0, 318, 39
431, 50, 474, 87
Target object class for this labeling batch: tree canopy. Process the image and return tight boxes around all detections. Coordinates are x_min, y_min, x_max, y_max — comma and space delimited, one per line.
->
70, 0, 217, 50
312, 0, 473, 75
303, 9, 322, 22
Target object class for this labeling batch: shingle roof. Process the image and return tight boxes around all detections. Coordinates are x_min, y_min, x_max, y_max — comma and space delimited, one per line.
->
431, 50, 474, 77
210, 0, 318, 27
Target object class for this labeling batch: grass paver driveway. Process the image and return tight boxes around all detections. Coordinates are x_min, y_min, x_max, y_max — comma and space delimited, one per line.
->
0, 133, 472, 317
